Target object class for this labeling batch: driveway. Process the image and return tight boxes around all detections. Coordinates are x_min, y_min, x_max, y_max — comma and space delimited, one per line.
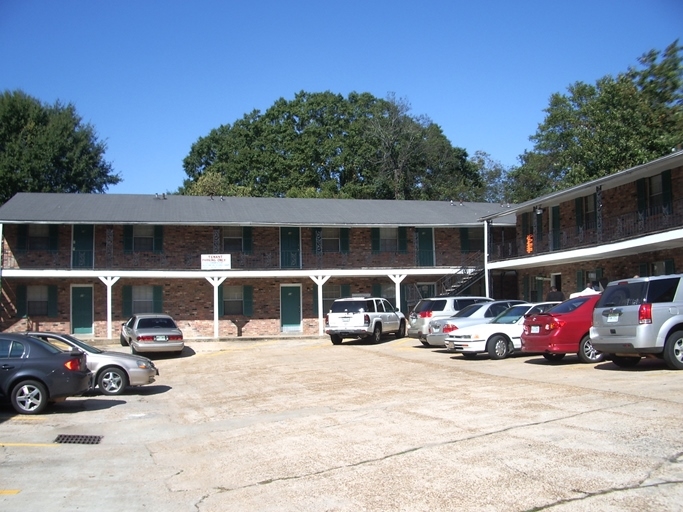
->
1, 336, 683, 511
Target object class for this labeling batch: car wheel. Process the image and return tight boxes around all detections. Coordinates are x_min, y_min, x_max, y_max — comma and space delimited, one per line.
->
542, 353, 565, 362
98, 367, 129, 395
11, 380, 48, 415
487, 335, 509, 360
120, 334, 129, 346
663, 330, 683, 370
577, 335, 604, 363
611, 355, 641, 368
420, 339, 429, 346
395, 321, 406, 339
330, 334, 342, 345
371, 324, 382, 343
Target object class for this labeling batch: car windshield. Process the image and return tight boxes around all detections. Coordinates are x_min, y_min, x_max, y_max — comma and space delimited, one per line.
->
39, 334, 103, 354
137, 317, 177, 329
453, 304, 485, 318
491, 305, 529, 324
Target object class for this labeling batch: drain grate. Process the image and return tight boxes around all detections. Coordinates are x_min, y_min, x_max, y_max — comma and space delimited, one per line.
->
54, 434, 103, 445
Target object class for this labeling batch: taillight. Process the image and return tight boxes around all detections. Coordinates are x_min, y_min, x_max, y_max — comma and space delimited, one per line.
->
363, 314, 370, 325
137, 335, 155, 341
168, 335, 183, 341
325, 314, 329, 326
544, 318, 565, 331
443, 324, 459, 334
418, 311, 433, 319
638, 303, 652, 324
64, 358, 82, 371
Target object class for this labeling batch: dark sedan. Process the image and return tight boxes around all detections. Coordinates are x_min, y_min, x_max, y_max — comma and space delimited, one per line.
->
0, 333, 91, 414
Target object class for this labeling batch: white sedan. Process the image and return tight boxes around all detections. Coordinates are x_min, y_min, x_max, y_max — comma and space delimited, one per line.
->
444, 302, 559, 359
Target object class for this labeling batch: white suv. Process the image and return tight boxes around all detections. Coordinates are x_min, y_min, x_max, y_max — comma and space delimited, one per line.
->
325, 296, 406, 345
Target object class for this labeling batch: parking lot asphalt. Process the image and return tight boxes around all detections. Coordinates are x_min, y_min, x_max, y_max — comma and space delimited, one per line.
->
2, 335, 683, 511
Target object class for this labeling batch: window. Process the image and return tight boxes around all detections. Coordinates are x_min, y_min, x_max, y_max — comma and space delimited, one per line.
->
132, 286, 155, 314
28, 225, 50, 250
223, 227, 243, 252
27, 285, 49, 316
379, 228, 398, 252
222, 285, 244, 315
133, 226, 154, 252
219, 285, 253, 316
124, 225, 163, 253
322, 228, 340, 253
17, 224, 58, 251
637, 171, 672, 216
322, 284, 342, 313
576, 194, 596, 232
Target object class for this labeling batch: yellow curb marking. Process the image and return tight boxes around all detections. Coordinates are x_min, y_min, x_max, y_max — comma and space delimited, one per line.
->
0, 490, 21, 495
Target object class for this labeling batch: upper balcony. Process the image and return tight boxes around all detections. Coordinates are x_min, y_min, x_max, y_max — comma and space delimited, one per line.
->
489, 198, 683, 262
2, 246, 484, 272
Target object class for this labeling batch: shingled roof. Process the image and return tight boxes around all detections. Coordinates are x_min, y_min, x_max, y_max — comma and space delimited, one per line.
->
0, 193, 515, 228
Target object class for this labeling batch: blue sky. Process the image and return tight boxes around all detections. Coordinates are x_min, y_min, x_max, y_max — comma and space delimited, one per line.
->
2, 0, 682, 195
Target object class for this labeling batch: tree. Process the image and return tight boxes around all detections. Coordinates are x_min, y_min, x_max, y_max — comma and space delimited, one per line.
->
0, 90, 120, 204
468, 151, 509, 203
511, 40, 683, 201
180, 91, 477, 200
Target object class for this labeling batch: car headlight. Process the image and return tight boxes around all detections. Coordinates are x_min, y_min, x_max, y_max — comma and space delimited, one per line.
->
137, 360, 153, 370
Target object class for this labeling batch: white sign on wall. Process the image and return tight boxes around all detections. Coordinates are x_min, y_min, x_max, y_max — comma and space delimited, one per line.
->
201, 254, 231, 270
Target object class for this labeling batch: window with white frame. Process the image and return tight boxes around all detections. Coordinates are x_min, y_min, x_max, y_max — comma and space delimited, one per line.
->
223, 285, 244, 315
133, 226, 154, 252
322, 284, 342, 313
223, 227, 243, 252
322, 228, 340, 253
27, 285, 49, 316
28, 225, 50, 250
132, 285, 155, 314
379, 228, 398, 252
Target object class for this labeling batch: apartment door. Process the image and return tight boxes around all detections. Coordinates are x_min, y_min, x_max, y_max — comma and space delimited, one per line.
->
417, 228, 434, 266
280, 227, 301, 269
280, 285, 301, 332
71, 285, 93, 335
72, 225, 94, 268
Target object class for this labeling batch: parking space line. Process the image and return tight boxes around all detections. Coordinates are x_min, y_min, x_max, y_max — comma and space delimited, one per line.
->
0, 443, 57, 447
0, 490, 21, 495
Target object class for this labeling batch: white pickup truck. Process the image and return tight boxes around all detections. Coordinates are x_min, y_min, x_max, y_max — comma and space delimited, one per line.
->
324, 296, 407, 345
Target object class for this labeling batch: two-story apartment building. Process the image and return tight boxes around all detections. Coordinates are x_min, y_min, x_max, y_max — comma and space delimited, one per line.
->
0, 195, 516, 339
483, 149, 683, 301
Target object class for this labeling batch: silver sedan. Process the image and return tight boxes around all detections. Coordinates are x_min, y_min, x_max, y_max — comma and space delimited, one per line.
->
28, 332, 158, 395
120, 314, 185, 355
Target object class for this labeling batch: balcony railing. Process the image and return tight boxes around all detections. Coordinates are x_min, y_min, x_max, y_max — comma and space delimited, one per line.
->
489, 198, 683, 262
2, 247, 483, 272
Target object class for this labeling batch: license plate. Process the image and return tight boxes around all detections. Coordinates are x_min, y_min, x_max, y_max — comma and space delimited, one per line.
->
530, 325, 540, 334
154, 335, 168, 341
607, 314, 619, 323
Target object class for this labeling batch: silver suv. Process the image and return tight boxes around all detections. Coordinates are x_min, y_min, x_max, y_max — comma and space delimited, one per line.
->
407, 296, 492, 342
325, 296, 406, 345
590, 274, 683, 369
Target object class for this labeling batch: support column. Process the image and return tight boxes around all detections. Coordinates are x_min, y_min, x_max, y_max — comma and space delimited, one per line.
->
310, 275, 331, 335
98, 276, 120, 340
388, 274, 407, 311
206, 276, 227, 338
